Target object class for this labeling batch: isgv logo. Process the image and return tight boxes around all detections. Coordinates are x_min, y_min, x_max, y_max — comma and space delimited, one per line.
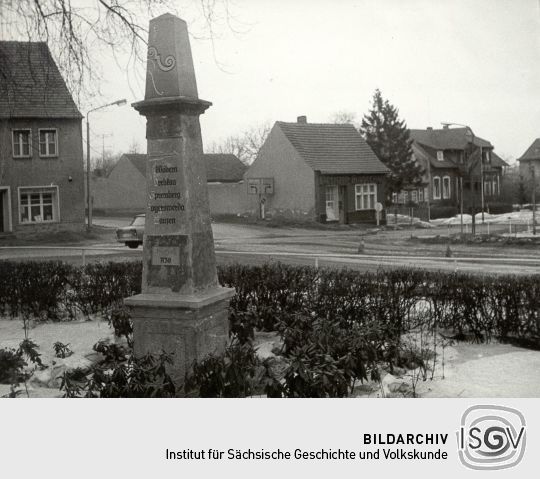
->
457, 405, 526, 470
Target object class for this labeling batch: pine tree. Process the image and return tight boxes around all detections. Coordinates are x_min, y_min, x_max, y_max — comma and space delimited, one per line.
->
359, 89, 424, 201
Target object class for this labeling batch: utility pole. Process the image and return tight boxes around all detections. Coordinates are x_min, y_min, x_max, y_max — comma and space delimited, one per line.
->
460, 176, 464, 234
100, 133, 113, 169
86, 99, 127, 230
441, 122, 482, 236
480, 145, 484, 224
532, 163, 537, 235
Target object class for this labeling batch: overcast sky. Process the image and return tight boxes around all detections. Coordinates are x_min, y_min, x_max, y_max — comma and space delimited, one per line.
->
90, 0, 540, 163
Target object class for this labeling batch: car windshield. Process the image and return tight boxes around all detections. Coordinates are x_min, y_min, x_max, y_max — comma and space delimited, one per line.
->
130, 216, 145, 226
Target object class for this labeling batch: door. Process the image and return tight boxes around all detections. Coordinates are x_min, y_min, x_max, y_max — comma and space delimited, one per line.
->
325, 185, 339, 221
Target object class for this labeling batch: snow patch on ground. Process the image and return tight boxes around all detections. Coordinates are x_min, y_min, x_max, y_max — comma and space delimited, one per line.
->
0, 318, 115, 398
2, 319, 539, 398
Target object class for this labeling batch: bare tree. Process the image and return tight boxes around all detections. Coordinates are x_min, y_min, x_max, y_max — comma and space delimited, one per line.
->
0, 0, 236, 105
209, 122, 271, 165
92, 150, 121, 177
128, 138, 142, 154
329, 110, 358, 126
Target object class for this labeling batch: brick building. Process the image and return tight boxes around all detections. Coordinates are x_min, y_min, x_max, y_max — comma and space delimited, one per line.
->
393, 126, 507, 217
245, 116, 389, 224
0, 41, 84, 235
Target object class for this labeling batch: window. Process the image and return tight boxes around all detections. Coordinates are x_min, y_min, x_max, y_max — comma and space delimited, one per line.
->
418, 188, 424, 202
392, 192, 398, 204
12, 129, 31, 158
442, 176, 451, 199
433, 177, 441, 200
493, 178, 499, 196
19, 187, 58, 223
325, 185, 338, 221
411, 190, 418, 203
437, 150, 444, 162
355, 183, 377, 210
39, 129, 58, 157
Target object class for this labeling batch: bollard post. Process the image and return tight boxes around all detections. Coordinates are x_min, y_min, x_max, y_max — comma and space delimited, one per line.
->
315, 257, 319, 269
81, 249, 86, 266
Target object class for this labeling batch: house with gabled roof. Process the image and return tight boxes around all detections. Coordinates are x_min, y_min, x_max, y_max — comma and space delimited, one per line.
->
0, 41, 85, 235
244, 116, 389, 224
517, 138, 540, 183
91, 152, 247, 215
399, 126, 508, 216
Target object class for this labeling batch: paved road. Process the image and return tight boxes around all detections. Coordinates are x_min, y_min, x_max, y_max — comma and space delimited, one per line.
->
1, 218, 539, 274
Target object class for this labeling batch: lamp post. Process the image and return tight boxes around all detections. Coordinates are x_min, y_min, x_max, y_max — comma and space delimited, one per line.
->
531, 162, 537, 236
86, 99, 127, 230
441, 122, 484, 234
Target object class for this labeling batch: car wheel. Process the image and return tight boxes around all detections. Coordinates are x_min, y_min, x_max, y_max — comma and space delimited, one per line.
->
126, 242, 139, 249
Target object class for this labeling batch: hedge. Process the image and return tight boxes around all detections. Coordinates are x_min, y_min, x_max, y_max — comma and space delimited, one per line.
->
0, 260, 141, 320
219, 264, 540, 344
0, 260, 538, 344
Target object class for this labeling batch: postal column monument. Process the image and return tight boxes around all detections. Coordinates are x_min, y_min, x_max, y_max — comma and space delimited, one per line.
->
125, 13, 234, 388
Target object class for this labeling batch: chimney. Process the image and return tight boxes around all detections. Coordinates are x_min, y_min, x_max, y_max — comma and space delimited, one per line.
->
297, 115, 307, 124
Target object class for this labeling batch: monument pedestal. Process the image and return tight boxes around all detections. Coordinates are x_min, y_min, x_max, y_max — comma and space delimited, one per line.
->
125, 287, 235, 389
126, 13, 234, 395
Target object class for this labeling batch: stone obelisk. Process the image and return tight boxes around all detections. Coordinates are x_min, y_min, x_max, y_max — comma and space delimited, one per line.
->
124, 13, 234, 390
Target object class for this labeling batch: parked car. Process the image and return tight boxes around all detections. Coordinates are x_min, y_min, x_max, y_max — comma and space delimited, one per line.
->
116, 214, 144, 248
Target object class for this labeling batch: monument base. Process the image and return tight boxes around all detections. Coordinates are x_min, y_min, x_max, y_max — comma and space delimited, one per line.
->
124, 287, 235, 394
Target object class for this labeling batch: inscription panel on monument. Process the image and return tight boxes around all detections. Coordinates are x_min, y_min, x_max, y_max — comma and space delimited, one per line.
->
147, 155, 186, 239
151, 246, 180, 266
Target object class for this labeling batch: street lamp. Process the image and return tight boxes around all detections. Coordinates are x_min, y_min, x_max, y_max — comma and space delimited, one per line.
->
530, 162, 537, 236
86, 99, 127, 230
441, 122, 484, 234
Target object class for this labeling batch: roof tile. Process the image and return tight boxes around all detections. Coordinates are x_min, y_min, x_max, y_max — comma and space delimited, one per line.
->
0, 41, 81, 119
277, 121, 389, 175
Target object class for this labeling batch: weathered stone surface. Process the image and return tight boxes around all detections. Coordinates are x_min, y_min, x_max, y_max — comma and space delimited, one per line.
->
144, 13, 198, 100
129, 293, 232, 388
125, 13, 234, 392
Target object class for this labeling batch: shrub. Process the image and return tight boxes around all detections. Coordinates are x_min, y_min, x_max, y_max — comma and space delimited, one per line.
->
487, 202, 513, 215
0, 260, 142, 321
60, 346, 176, 398
0, 348, 27, 384
429, 206, 458, 220
185, 340, 261, 397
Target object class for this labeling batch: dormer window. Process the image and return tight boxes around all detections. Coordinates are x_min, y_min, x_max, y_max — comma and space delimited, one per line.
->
437, 150, 444, 162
